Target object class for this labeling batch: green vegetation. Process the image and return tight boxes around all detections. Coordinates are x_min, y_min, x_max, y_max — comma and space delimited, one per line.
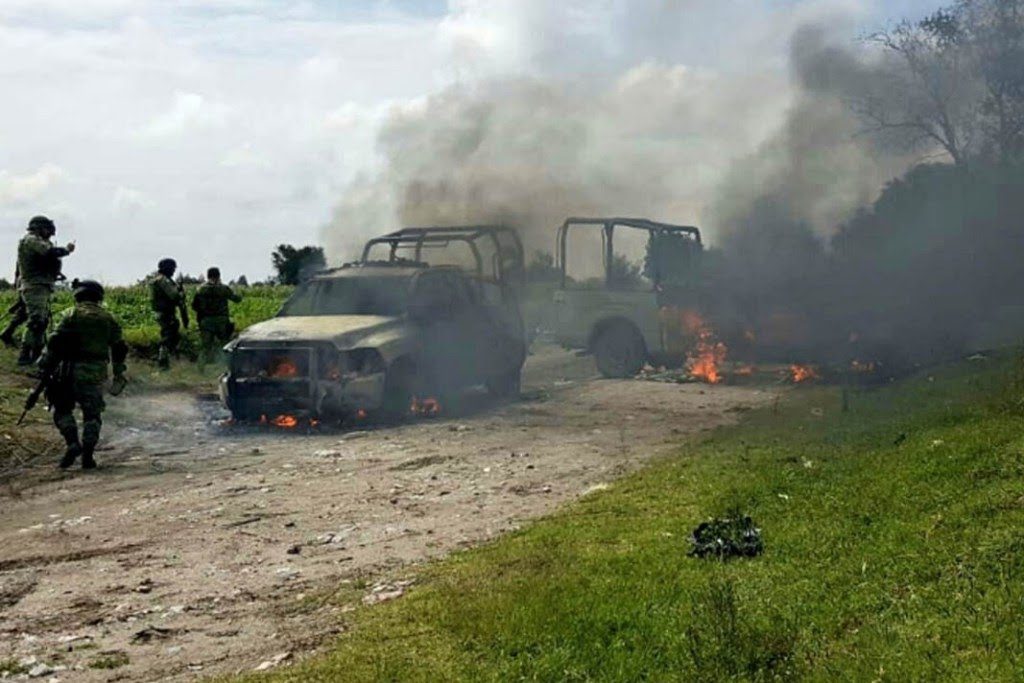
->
88, 651, 130, 670
0, 660, 28, 676
0, 284, 291, 359
244, 353, 1024, 682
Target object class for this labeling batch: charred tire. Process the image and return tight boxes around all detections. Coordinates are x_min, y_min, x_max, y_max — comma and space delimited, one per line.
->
485, 368, 522, 398
593, 323, 646, 378
381, 358, 416, 420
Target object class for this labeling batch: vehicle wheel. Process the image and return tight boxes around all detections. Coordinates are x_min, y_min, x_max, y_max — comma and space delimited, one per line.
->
485, 368, 522, 398
381, 358, 416, 420
593, 324, 646, 378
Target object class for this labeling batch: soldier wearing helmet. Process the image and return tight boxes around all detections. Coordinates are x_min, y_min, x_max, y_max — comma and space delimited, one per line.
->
191, 266, 242, 368
12, 215, 76, 365
148, 258, 188, 369
39, 278, 128, 469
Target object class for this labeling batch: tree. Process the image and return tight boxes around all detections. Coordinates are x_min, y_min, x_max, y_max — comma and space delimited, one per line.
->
858, 9, 982, 168
957, 0, 1024, 161
271, 245, 326, 285
858, 1, 1024, 167
232, 274, 249, 287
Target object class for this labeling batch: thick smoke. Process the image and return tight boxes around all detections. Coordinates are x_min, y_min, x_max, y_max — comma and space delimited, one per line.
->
323, 6, 914, 262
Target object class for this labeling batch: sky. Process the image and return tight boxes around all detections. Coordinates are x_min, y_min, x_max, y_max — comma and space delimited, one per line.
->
0, 0, 943, 284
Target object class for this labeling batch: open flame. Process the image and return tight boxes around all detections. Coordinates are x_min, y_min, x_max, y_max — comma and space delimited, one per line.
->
789, 364, 820, 383
268, 357, 299, 378
410, 396, 442, 416
681, 311, 727, 385
272, 414, 299, 428
356, 408, 368, 420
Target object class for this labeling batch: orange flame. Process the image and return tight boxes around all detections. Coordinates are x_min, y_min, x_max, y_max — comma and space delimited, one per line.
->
410, 396, 442, 416
272, 414, 299, 428
356, 408, 368, 420
789, 365, 820, 383
682, 311, 727, 385
269, 357, 299, 378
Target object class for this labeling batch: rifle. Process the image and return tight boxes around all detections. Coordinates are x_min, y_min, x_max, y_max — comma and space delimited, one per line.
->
176, 277, 190, 329
17, 372, 50, 426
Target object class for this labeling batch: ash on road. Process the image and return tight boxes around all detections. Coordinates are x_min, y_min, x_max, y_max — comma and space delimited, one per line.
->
0, 346, 775, 681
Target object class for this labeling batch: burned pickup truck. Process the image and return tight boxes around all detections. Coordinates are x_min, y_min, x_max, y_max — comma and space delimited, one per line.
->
221, 227, 527, 422
549, 217, 705, 378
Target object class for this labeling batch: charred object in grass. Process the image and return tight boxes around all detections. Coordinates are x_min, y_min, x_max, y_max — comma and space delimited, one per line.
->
689, 514, 763, 560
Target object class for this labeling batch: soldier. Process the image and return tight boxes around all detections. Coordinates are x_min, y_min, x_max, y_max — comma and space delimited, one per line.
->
13, 216, 75, 365
38, 279, 127, 470
191, 267, 242, 368
148, 258, 188, 369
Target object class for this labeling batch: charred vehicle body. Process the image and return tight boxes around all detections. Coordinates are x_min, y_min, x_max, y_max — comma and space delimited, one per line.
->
549, 217, 705, 378
221, 227, 526, 421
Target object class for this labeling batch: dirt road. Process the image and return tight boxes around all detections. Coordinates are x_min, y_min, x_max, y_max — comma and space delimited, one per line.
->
0, 347, 775, 681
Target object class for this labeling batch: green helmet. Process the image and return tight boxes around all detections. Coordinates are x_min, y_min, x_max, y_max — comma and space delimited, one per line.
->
158, 258, 177, 276
28, 215, 55, 236
72, 278, 105, 303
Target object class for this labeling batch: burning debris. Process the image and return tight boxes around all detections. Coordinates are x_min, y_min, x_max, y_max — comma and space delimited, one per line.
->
409, 397, 442, 417
788, 365, 819, 384
682, 311, 728, 385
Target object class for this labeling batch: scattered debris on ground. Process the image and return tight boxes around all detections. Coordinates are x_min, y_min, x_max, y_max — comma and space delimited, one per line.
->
689, 513, 764, 559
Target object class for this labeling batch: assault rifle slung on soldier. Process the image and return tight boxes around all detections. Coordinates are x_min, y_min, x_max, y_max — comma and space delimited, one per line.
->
16, 370, 52, 426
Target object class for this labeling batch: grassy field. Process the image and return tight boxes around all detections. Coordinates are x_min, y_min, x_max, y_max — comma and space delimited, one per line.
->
237, 352, 1024, 682
0, 284, 291, 472
0, 284, 291, 359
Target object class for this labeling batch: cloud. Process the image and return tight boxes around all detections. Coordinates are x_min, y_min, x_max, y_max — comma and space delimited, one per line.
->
0, 164, 65, 206
138, 91, 230, 138
112, 185, 152, 216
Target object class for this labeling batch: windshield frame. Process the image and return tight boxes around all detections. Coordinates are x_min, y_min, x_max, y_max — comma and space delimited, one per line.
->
277, 274, 412, 317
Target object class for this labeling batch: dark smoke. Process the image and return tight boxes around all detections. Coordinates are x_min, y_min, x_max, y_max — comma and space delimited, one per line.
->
323, 4, 1024, 368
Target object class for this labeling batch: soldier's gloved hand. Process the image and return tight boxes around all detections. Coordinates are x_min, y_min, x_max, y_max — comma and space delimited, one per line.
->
66, 242, 76, 253
110, 374, 127, 396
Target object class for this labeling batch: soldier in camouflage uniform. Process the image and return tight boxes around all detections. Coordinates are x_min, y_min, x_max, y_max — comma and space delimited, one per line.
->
13, 216, 75, 365
0, 271, 28, 348
191, 267, 242, 368
39, 279, 128, 470
149, 258, 188, 369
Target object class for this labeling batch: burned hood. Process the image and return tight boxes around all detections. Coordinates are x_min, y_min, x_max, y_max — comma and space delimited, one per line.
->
232, 315, 408, 351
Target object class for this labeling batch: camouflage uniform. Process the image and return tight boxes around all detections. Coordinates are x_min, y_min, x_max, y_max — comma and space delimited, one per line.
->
191, 281, 241, 366
40, 300, 128, 468
17, 231, 72, 364
0, 267, 28, 347
149, 273, 184, 368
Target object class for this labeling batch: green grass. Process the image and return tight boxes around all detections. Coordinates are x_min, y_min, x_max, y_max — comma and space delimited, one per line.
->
238, 352, 1024, 682
0, 284, 291, 359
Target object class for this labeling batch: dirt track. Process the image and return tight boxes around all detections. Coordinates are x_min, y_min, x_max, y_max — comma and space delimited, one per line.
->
0, 346, 775, 681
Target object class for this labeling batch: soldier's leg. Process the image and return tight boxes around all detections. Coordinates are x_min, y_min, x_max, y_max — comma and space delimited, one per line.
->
19, 286, 51, 365
0, 297, 28, 347
51, 391, 81, 469
198, 327, 214, 369
78, 383, 105, 469
156, 313, 179, 369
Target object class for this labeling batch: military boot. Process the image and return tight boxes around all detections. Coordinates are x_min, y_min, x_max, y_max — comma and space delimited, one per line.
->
59, 443, 82, 469
17, 346, 35, 366
0, 324, 17, 348
81, 444, 97, 470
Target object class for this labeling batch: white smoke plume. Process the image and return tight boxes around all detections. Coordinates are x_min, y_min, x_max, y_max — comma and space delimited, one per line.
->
322, 2, 925, 262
